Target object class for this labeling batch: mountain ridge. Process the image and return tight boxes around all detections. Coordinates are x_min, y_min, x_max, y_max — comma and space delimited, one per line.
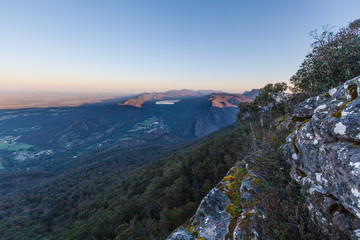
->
241, 89, 259, 99
0, 92, 251, 173
208, 93, 251, 108
117, 89, 239, 107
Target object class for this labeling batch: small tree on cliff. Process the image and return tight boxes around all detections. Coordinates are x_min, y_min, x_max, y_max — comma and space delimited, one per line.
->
253, 82, 288, 107
290, 19, 360, 94
238, 82, 288, 120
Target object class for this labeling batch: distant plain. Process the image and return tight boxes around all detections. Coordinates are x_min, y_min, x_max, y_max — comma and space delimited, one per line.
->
0, 91, 125, 109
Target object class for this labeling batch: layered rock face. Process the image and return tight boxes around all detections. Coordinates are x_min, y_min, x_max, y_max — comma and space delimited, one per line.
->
286, 76, 360, 239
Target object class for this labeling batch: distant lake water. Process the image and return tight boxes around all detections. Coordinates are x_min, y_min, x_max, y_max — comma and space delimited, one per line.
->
155, 100, 180, 105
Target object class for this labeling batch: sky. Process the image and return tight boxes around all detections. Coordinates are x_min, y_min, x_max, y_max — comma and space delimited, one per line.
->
1, 0, 360, 94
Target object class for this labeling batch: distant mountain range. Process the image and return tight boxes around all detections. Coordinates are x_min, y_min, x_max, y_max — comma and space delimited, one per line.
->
118, 89, 222, 107
0, 88, 255, 239
117, 90, 252, 137
0, 90, 252, 173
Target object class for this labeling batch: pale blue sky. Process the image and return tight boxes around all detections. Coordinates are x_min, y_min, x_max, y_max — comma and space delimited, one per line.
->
0, 0, 359, 94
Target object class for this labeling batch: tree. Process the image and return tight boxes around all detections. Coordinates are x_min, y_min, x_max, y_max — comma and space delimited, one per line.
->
237, 82, 288, 121
290, 19, 360, 94
253, 82, 288, 107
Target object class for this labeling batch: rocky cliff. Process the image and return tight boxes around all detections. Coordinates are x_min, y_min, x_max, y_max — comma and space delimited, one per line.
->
285, 76, 360, 239
192, 94, 251, 138
167, 159, 263, 240
167, 76, 360, 240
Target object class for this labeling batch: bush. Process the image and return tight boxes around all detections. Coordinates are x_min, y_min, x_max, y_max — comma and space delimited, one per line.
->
290, 19, 360, 95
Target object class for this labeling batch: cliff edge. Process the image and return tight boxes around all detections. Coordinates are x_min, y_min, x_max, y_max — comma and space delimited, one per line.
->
286, 76, 360, 238
168, 76, 360, 240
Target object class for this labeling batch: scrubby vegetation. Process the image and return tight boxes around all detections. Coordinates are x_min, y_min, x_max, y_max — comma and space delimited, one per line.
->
235, 92, 329, 239
248, 134, 330, 240
290, 19, 360, 95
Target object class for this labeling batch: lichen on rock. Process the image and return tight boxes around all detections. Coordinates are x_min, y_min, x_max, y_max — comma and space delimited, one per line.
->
286, 75, 360, 239
167, 159, 264, 240
169, 76, 360, 240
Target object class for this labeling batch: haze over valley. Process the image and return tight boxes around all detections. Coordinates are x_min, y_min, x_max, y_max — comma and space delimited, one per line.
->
0, 91, 129, 110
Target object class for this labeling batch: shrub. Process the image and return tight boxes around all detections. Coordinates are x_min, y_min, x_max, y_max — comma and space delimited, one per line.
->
290, 19, 360, 95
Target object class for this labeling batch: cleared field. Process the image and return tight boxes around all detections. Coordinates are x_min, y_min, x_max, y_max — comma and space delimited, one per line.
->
0, 142, 33, 151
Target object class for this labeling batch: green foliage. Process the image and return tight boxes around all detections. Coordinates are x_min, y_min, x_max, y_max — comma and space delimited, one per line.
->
238, 120, 328, 239
237, 105, 347, 239
237, 82, 288, 121
0, 142, 33, 151
0, 124, 252, 240
290, 19, 360, 94
254, 82, 288, 107
254, 182, 330, 240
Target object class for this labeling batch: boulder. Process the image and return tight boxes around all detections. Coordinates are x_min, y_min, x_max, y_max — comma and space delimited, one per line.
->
167, 227, 196, 240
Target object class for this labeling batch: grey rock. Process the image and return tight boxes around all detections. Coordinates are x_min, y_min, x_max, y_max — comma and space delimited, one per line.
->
286, 75, 360, 239
192, 188, 231, 239
293, 95, 328, 119
167, 161, 267, 240
239, 176, 260, 205
233, 217, 260, 240
167, 227, 195, 240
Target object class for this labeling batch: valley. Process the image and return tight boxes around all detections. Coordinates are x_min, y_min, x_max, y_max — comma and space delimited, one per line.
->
0, 89, 254, 239
0, 91, 253, 174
